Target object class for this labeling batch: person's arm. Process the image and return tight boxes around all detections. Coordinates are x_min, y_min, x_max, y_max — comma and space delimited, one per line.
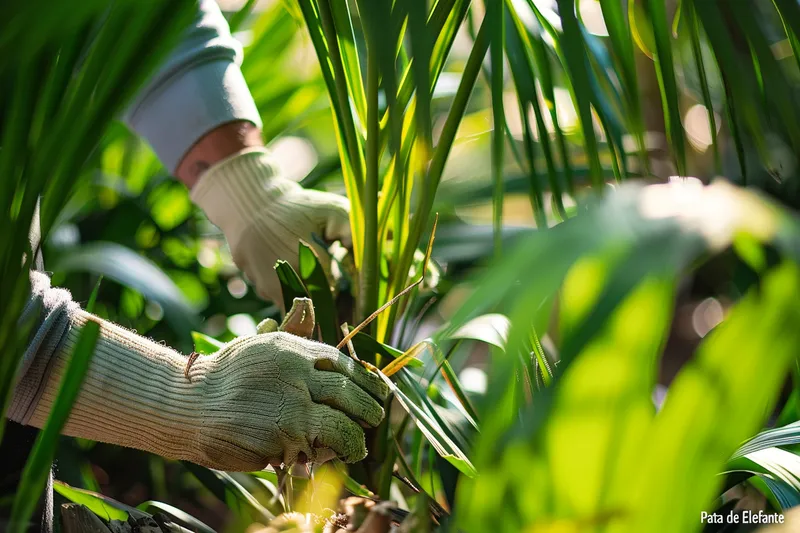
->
123, 0, 263, 179
10, 272, 387, 470
125, 0, 351, 306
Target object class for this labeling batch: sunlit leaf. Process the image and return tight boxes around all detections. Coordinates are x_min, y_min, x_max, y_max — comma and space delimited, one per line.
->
53, 481, 132, 523
192, 331, 224, 355
376, 368, 477, 478
382, 340, 433, 377
448, 313, 510, 350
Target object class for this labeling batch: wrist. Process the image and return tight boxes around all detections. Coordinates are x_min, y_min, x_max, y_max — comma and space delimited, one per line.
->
176, 121, 264, 188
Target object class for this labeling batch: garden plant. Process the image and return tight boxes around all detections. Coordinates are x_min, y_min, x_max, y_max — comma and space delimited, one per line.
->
5, 0, 800, 532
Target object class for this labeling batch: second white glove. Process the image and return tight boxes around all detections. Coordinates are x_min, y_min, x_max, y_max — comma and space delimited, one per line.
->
191, 148, 351, 306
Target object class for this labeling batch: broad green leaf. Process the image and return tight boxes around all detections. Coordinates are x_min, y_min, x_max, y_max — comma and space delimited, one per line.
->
428, 0, 471, 97
459, 275, 674, 531
426, 342, 480, 427
442, 181, 788, 342
349, 330, 424, 369
516, 1, 577, 195
732, 421, 800, 460
693, 1, 768, 181
315, 0, 366, 188
550, 0, 604, 188
599, 0, 645, 168
247, 469, 279, 484
327, 0, 367, 129
382, 369, 477, 478
490, 0, 506, 254
296, 0, 365, 261
726, 447, 800, 510
395, 14, 490, 302
331, 461, 376, 498
182, 462, 275, 522
298, 242, 339, 345
395, 388, 477, 478
628, 0, 655, 58
760, 475, 800, 510
581, 27, 629, 183
728, 1, 800, 154
407, 0, 433, 147
556, 236, 692, 370
545, 278, 674, 518
775, 0, 800, 39
631, 263, 800, 531
274, 259, 310, 313
505, 7, 554, 225
684, 4, 720, 174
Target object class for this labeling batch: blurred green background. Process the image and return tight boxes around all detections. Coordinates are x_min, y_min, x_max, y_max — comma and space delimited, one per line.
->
8, 0, 800, 531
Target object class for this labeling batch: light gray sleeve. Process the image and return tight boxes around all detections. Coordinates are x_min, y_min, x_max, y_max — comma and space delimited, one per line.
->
9, 271, 79, 425
123, 0, 262, 173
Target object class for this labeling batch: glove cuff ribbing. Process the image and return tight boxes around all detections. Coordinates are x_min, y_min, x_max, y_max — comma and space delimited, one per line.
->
24, 309, 208, 463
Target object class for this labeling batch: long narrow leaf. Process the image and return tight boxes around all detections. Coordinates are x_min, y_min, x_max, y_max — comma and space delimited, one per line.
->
490, 0, 506, 255
9, 321, 100, 532
551, 0, 604, 188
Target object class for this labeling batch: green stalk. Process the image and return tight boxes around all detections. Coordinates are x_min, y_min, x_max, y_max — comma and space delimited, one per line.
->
361, 47, 380, 323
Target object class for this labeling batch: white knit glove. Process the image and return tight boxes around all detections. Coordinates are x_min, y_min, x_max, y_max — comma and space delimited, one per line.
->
20, 309, 387, 471
190, 148, 351, 306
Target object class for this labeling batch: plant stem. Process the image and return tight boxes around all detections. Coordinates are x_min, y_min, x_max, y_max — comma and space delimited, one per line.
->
360, 46, 380, 324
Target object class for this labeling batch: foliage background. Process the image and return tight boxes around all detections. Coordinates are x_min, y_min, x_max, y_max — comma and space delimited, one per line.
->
7, 0, 800, 531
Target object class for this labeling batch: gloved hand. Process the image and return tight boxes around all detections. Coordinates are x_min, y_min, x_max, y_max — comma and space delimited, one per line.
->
189, 330, 388, 470
190, 147, 351, 306
17, 306, 387, 472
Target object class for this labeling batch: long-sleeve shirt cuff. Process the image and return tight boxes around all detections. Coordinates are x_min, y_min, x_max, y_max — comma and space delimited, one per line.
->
125, 60, 262, 173
123, 0, 262, 173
